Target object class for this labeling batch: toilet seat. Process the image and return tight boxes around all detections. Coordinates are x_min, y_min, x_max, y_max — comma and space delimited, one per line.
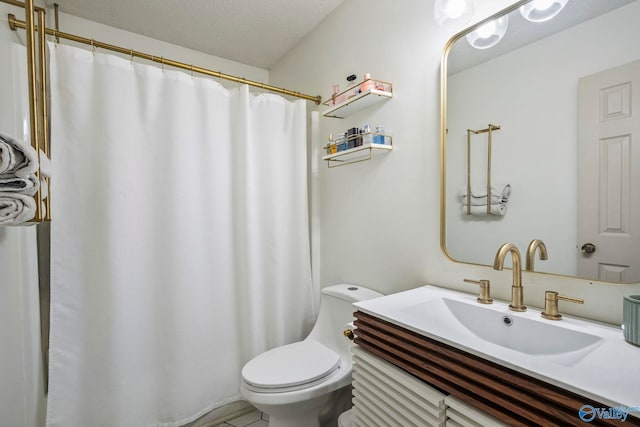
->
242, 340, 341, 393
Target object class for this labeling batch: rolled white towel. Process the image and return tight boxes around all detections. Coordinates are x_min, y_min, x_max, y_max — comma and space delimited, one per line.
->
40, 178, 48, 199
0, 131, 38, 178
39, 149, 52, 178
459, 184, 511, 200
460, 195, 505, 206
462, 203, 507, 216
0, 192, 36, 225
0, 174, 40, 196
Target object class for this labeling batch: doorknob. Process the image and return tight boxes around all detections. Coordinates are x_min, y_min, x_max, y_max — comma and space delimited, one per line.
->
581, 243, 596, 254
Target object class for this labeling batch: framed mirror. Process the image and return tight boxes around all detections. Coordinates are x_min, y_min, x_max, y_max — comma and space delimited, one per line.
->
441, 0, 640, 283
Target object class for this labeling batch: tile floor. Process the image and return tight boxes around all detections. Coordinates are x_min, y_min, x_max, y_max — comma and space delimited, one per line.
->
213, 409, 269, 427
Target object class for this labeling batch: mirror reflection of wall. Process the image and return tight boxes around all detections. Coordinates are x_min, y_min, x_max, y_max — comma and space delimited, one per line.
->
444, 0, 640, 283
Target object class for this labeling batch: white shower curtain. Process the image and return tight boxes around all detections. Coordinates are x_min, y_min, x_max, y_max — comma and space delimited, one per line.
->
47, 43, 314, 427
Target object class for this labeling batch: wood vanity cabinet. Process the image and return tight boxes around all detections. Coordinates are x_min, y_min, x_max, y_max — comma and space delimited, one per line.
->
353, 310, 640, 427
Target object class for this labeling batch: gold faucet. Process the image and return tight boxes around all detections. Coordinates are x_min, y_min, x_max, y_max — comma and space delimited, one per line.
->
493, 243, 526, 312
525, 239, 548, 271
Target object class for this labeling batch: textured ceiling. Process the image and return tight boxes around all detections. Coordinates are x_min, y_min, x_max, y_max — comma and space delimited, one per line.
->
49, 0, 345, 70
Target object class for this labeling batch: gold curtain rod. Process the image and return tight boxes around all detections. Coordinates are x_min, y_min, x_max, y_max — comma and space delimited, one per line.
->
5, 12, 322, 105
1, 0, 43, 12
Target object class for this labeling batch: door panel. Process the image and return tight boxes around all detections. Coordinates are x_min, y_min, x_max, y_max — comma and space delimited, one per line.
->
578, 59, 640, 282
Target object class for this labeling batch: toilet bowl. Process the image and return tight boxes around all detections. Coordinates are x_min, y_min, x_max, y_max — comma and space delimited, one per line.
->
240, 284, 383, 427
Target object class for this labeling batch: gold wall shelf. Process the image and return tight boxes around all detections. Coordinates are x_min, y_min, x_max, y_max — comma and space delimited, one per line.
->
322, 79, 393, 119
322, 137, 392, 168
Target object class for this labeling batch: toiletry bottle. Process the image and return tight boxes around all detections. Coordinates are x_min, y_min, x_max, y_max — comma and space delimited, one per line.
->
347, 127, 359, 149
331, 84, 345, 105
361, 73, 375, 93
346, 74, 359, 99
373, 125, 385, 145
328, 133, 336, 154
336, 133, 347, 152
362, 124, 373, 145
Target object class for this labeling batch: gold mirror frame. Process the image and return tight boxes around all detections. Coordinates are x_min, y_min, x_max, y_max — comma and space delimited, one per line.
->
440, 0, 530, 264
438, 0, 637, 285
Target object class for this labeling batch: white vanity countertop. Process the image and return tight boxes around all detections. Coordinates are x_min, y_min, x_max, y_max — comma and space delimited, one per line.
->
353, 285, 640, 411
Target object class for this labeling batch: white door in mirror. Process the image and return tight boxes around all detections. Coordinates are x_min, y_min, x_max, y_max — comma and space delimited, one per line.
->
578, 59, 640, 282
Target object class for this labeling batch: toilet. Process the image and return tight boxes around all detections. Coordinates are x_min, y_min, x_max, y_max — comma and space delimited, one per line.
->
240, 284, 383, 427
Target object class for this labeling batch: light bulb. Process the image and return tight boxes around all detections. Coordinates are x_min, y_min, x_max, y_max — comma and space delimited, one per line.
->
465, 15, 509, 50
519, 0, 568, 22
476, 21, 497, 39
434, 0, 475, 27
445, 0, 466, 18
534, 0, 555, 9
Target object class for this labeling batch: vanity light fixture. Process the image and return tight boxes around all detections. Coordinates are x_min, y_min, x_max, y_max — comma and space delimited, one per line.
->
519, 0, 568, 22
434, 0, 475, 27
466, 15, 509, 50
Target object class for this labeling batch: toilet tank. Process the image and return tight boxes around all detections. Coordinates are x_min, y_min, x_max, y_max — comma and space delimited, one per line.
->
306, 284, 383, 356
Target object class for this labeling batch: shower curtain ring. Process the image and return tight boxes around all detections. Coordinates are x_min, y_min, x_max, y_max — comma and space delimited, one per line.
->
91, 39, 96, 55
190, 64, 194, 78
160, 56, 164, 71
130, 49, 134, 64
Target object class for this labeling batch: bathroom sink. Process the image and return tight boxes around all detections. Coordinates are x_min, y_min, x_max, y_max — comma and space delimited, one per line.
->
402, 297, 601, 364
353, 285, 640, 409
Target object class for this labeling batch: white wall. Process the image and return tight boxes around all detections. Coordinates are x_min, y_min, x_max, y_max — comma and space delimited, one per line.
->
54, 13, 268, 83
270, 0, 640, 326
447, 2, 640, 277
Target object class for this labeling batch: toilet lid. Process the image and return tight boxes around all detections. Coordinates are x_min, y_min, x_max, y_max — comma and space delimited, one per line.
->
242, 340, 341, 390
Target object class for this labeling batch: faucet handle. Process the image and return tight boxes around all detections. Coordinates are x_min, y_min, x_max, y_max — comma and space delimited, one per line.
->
541, 291, 584, 321
463, 279, 493, 304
